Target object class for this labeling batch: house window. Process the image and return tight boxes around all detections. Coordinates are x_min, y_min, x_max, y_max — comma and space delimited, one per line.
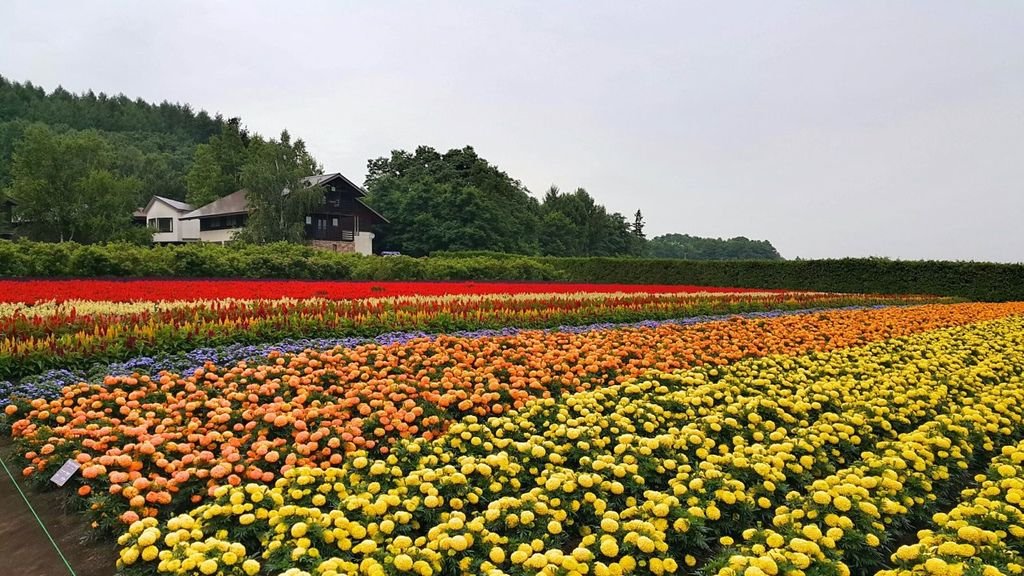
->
200, 215, 247, 231
331, 217, 339, 227
305, 216, 312, 225
148, 218, 173, 233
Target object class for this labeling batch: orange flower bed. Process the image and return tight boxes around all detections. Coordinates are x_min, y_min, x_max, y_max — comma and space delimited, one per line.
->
7, 302, 1024, 528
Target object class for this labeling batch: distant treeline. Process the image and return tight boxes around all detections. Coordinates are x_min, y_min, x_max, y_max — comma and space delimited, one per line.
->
0, 76, 316, 244
0, 76, 784, 259
364, 145, 783, 259
645, 233, 782, 260
0, 75, 225, 202
1, 240, 1021, 301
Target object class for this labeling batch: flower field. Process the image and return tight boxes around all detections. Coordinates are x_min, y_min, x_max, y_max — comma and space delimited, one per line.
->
0, 280, 782, 304
0, 289, 924, 379
2, 280, 1024, 576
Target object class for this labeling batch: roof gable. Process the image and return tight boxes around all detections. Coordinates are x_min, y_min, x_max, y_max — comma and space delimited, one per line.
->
355, 197, 390, 224
143, 195, 195, 215
302, 173, 368, 197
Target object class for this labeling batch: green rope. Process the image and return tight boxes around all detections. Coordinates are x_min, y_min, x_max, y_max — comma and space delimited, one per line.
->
0, 453, 78, 576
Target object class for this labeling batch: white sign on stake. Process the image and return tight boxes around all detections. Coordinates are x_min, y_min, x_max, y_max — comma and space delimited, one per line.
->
50, 459, 81, 487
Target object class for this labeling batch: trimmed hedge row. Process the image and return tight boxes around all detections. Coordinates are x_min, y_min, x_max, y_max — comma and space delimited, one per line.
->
540, 257, 1022, 301
0, 240, 1021, 301
0, 240, 565, 281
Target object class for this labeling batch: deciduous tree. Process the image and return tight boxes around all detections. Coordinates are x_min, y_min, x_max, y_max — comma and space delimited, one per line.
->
5, 123, 143, 243
234, 131, 323, 244
364, 146, 541, 256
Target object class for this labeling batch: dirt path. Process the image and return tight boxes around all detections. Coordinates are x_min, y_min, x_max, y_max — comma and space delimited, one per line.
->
0, 438, 116, 576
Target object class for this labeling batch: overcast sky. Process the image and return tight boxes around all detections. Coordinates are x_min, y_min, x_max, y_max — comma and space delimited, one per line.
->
2, 1, 1022, 261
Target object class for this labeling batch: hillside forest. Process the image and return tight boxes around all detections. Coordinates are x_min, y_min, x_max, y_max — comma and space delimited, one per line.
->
0, 76, 782, 259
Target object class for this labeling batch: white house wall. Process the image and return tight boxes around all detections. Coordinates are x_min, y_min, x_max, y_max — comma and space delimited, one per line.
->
179, 218, 200, 241
354, 232, 374, 255
198, 227, 242, 244
144, 199, 199, 243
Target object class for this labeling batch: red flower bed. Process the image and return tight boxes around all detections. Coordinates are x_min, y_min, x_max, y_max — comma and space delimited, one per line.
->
0, 279, 781, 303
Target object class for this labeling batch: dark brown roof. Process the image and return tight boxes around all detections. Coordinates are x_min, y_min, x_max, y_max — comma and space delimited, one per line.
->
180, 173, 383, 221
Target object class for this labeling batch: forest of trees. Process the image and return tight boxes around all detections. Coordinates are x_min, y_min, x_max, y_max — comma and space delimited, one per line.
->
0, 75, 223, 202
646, 233, 783, 260
364, 146, 646, 257
0, 76, 318, 243
0, 76, 783, 259
364, 145, 781, 259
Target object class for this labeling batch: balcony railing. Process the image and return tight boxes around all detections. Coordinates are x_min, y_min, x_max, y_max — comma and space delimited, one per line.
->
306, 227, 357, 242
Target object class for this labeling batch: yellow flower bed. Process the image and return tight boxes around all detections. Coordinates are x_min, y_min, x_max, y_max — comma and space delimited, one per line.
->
880, 438, 1024, 576
115, 316, 1024, 576
712, 323, 1024, 576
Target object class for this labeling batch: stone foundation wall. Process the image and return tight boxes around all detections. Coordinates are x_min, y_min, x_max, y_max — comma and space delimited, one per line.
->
310, 239, 356, 253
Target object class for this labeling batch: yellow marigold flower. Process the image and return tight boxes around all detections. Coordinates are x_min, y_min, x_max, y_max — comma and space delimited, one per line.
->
141, 546, 159, 562
802, 525, 823, 540
450, 535, 469, 552
243, 559, 260, 576
600, 537, 619, 557
754, 557, 779, 576
510, 550, 529, 564
859, 502, 879, 517
937, 542, 960, 556
957, 526, 984, 544
120, 548, 140, 566
199, 559, 218, 575
394, 554, 414, 571
601, 518, 619, 533
894, 545, 919, 561
637, 536, 655, 553
789, 538, 820, 556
